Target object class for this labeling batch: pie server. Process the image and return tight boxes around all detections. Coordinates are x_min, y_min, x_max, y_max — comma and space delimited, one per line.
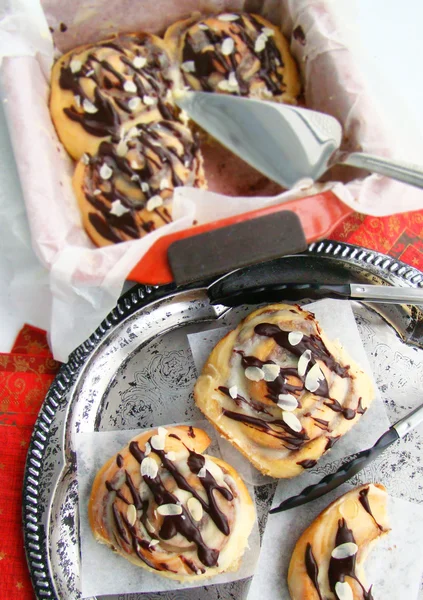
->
270, 401, 423, 514
175, 91, 423, 190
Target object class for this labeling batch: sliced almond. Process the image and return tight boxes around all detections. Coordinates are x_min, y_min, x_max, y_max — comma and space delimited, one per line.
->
144, 442, 151, 456
305, 363, 325, 393
282, 411, 302, 433
116, 139, 128, 157
331, 542, 358, 559
218, 13, 239, 21
157, 503, 183, 516
197, 466, 207, 478
81, 153, 90, 165
150, 434, 166, 451
123, 80, 137, 93
181, 61, 196, 73
198, 23, 209, 30
70, 59, 82, 73
288, 331, 304, 346
245, 366, 264, 382
128, 97, 141, 111
262, 364, 280, 382
254, 33, 268, 53
262, 27, 275, 38
141, 456, 158, 479
109, 200, 129, 217
127, 503, 137, 526
277, 394, 298, 411
187, 497, 203, 521
143, 95, 156, 106
335, 581, 353, 600
141, 182, 150, 193
146, 195, 163, 211
133, 56, 147, 69
229, 385, 238, 399
149, 538, 160, 547
99, 163, 113, 180
221, 37, 235, 55
82, 98, 98, 114
298, 350, 311, 377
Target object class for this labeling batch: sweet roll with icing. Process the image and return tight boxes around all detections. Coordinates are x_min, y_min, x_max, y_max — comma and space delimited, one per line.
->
194, 304, 374, 478
88, 425, 255, 581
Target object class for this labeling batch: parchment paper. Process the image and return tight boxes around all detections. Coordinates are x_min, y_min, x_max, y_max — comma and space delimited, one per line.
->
247, 474, 423, 600
1, 0, 423, 361
188, 299, 390, 485
76, 420, 260, 598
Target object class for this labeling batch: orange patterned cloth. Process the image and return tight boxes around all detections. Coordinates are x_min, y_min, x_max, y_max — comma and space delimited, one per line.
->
1, 209, 423, 599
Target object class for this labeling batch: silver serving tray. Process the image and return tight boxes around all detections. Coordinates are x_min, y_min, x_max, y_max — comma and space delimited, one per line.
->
23, 240, 423, 600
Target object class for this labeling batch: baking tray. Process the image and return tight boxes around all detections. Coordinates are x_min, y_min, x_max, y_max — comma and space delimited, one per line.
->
23, 240, 423, 600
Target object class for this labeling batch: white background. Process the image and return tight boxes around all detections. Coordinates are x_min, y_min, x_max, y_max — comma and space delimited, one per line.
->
0, 0, 422, 351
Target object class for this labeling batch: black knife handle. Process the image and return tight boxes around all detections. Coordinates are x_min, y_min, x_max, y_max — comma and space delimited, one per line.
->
269, 427, 399, 514
209, 282, 351, 307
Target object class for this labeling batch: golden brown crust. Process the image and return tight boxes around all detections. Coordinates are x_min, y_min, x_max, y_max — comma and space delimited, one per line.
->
88, 425, 255, 582
287, 484, 390, 600
165, 12, 301, 104
194, 304, 374, 478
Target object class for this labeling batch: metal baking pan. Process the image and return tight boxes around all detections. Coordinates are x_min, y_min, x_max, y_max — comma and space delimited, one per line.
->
23, 240, 423, 600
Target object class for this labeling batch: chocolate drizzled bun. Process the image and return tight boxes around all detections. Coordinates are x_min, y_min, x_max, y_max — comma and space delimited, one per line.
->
288, 484, 390, 600
88, 425, 255, 581
165, 12, 301, 103
73, 119, 206, 246
194, 304, 374, 478
50, 33, 181, 159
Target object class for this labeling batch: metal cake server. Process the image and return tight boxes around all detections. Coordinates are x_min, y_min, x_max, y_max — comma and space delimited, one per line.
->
270, 401, 423, 514
175, 91, 423, 190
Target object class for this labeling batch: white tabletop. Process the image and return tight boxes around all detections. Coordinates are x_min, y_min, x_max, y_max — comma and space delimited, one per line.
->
0, 0, 422, 353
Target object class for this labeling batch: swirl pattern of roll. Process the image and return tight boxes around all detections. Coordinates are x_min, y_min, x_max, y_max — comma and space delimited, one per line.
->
73, 118, 205, 246
194, 304, 374, 478
88, 425, 255, 581
50, 33, 182, 160
165, 12, 301, 103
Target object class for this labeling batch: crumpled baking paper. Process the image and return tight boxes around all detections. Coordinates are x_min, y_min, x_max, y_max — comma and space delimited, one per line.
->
1, 0, 423, 361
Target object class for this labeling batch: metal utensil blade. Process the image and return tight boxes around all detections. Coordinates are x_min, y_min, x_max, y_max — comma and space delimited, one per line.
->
175, 91, 342, 189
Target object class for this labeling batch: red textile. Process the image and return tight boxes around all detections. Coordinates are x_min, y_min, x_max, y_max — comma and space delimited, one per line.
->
2, 209, 423, 598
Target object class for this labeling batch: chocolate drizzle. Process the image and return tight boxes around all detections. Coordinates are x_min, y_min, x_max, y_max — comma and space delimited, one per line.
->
297, 459, 317, 469
328, 518, 374, 600
305, 542, 323, 600
83, 120, 199, 242
58, 34, 176, 139
181, 14, 286, 97
222, 408, 309, 450
122, 438, 237, 568
359, 487, 384, 531
218, 385, 272, 415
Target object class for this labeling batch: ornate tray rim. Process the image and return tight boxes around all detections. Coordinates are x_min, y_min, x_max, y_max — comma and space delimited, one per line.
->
22, 240, 423, 599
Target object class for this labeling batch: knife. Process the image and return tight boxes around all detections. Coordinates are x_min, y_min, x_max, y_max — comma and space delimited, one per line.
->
270, 401, 423, 514
208, 282, 423, 306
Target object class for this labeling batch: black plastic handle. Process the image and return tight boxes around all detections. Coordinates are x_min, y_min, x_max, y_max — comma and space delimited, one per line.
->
269, 426, 399, 514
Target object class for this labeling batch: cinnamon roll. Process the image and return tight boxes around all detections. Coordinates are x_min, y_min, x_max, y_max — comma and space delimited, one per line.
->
73, 118, 206, 246
50, 33, 181, 160
288, 484, 390, 600
194, 304, 374, 478
165, 12, 301, 104
88, 425, 255, 581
